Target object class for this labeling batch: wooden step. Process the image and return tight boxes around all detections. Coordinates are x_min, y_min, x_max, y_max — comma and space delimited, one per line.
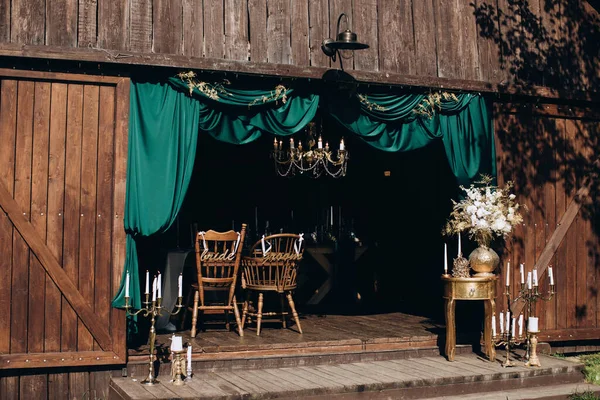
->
422, 383, 600, 400
110, 353, 586, 400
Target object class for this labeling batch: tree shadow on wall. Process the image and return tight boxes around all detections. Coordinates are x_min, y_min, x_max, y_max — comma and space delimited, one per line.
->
472, 1, 600, 322
471, 0, 600, 218
472, 0, 600, 92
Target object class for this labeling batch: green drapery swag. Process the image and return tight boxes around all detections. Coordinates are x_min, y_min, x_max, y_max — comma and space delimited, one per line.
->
112, 77, 495, 309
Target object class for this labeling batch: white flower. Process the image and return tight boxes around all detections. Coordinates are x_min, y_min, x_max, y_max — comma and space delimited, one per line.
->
509, 194, 516, 200
466, 205, 477, 215
491, 218, 507, 232
476, 219, 489, 229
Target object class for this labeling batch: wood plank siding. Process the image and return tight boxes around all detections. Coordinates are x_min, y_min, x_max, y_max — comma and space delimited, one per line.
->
494, 102, 600, 341
0, 0, 598, 95
0, 69, 129, 399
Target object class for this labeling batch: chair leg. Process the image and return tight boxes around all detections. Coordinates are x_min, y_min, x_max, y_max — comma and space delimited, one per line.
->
233, 295, 244, 337
241, 299, 249, 329
191, 291, 200, 338
286, 292, 302, 334
280, 294, 287, 329
224, 310, 230, 332
256, 293, 264, 336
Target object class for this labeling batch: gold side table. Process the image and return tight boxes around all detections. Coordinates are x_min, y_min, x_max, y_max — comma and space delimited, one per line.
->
442, 275, 497, 362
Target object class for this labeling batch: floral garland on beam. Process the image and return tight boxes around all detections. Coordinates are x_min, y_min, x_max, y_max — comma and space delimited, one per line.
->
357, 94, 387, 111
177, 71, 288, 107
413, 91, 459, 119
248, 84, 288, 107
177, 71, 229, 100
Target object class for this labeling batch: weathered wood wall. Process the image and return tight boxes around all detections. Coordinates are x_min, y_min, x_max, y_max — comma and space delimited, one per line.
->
0, 0, 598, 93
494, 102, 600, 341
0, 69, 129, 399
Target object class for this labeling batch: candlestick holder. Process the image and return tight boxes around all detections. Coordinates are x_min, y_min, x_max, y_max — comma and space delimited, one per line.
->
170, 349, 187, 385
124, 293, 184, 385
494, 270, 555, 368
525, 330, 542, 367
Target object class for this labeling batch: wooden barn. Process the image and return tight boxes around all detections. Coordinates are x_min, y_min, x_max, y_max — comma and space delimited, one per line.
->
0, 1, 599, 399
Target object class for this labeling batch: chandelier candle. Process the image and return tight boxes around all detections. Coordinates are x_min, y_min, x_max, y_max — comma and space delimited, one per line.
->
506, 262, 510, 287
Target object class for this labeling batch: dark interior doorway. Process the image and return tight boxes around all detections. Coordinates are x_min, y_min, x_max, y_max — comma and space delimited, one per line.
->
136, 112, 464, 322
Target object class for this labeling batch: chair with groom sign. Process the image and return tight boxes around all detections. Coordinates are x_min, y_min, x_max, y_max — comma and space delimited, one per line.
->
241, 233, 304, 335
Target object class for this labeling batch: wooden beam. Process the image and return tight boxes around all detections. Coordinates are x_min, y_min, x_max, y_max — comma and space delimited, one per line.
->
0, 351, 124, 369
0, 180, 113, 351
1, 43, 599, 102
538, 327, 600, 342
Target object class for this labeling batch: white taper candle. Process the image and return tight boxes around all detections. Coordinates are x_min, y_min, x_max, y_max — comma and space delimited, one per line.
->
444, 243, 448, 274
527, 272, 532, 290
145, 270, 150, 294
492, 315, 497, 337
157, 273, 162, 298
125, 271, 130, 298
458, 233, 462, 256
533, 269, 538, 287
506, 261, 510, 286
499, 312, 504, 333
520, 263, 525, 284
549, 266, 554, 285
518, 314, 524, 336
152, 276, 157, 302
187, 344, 192, 373
511, 317, 516, 337
178, 273, 183, 297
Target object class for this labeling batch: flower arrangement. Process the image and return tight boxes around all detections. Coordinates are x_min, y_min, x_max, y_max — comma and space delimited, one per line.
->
444, 175, 524, 247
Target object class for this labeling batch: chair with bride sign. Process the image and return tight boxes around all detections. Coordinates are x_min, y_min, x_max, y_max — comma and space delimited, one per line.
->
241, 233, 304, 335
183, 223, 247, 337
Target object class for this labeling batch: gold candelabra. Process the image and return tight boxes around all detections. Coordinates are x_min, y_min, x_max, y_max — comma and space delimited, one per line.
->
493, 266, 555, 368
124, 289, 183, 385
493, 284, 527, 367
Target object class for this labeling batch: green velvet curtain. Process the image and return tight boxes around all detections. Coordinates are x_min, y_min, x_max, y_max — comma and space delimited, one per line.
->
112, 77, 496, 310
168, 77, 320, 143
112, 80, 200, 309
327, 92, 495, 185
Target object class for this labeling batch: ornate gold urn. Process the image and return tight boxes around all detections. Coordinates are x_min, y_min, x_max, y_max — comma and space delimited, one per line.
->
469, 245, 499, 276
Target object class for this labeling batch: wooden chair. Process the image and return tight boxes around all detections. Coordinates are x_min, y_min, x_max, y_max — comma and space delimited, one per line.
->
185, 223, 247, 337
241, 233, 304, 335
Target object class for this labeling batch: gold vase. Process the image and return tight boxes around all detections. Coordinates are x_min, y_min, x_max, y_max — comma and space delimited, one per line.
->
469, 245, 499, 276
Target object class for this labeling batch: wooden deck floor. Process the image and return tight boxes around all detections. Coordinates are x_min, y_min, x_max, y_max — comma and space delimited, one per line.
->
128, 311, 449, 370
110, 352, 585, 400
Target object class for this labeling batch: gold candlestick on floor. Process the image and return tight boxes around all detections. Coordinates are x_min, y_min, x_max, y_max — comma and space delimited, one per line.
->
171, 350, 186, 386
526, 331, 541, 367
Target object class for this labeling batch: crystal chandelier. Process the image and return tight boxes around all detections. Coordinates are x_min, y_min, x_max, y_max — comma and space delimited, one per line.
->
272, 121, 348, 178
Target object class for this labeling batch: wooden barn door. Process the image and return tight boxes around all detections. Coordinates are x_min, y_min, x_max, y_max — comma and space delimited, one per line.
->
495, 102, 600, 342
0, 69, 129, 373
